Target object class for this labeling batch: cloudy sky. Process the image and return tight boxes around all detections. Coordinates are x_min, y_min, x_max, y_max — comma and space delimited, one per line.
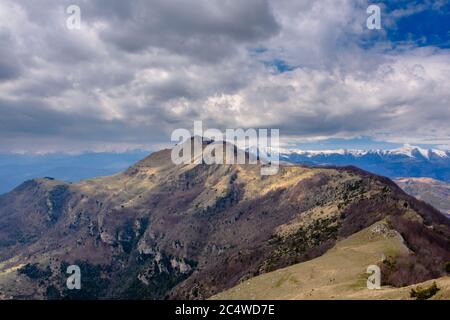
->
0, 0, 449, 153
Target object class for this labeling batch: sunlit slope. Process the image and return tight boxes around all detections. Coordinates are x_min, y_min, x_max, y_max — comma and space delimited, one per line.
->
212, 221, 450, 300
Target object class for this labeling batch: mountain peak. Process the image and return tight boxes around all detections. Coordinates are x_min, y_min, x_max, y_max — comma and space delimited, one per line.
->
126, 136, 254, 175
387, 145, 449, 159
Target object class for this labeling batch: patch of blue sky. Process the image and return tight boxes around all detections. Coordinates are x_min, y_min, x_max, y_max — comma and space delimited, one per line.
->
263, 59, 297, 73
382, 0, 450, 48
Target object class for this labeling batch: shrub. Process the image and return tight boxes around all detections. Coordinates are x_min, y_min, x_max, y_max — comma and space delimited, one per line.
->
17, 263, 52, 280
444, 262, 450, 273
410, 282, 440, 300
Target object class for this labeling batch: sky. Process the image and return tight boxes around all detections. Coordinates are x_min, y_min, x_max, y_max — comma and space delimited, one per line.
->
0, 0, 449, 153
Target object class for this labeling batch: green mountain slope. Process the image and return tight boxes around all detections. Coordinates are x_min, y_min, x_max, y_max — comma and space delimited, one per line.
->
212, 221, 450, 300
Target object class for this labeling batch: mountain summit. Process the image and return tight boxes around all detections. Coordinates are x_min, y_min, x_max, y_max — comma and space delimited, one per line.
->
0, 142, 449, 299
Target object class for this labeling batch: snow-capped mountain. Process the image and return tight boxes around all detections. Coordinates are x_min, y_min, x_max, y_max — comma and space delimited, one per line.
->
278, 145, 450, 183
282, 145, 449, 160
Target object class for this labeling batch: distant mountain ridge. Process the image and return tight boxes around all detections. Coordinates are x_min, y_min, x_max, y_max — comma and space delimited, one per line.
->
395, 178, 450, 217
281, 145, 449, 159
277, 145, 450, 183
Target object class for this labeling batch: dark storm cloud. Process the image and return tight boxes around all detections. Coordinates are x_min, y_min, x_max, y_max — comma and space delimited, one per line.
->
0, 97, 172, 147
84, 0, 280, 61
0, 29, 23, 81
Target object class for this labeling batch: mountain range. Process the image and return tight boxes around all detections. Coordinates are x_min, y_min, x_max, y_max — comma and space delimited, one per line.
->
0, 139, 449, 299
279, 145, 450, 183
